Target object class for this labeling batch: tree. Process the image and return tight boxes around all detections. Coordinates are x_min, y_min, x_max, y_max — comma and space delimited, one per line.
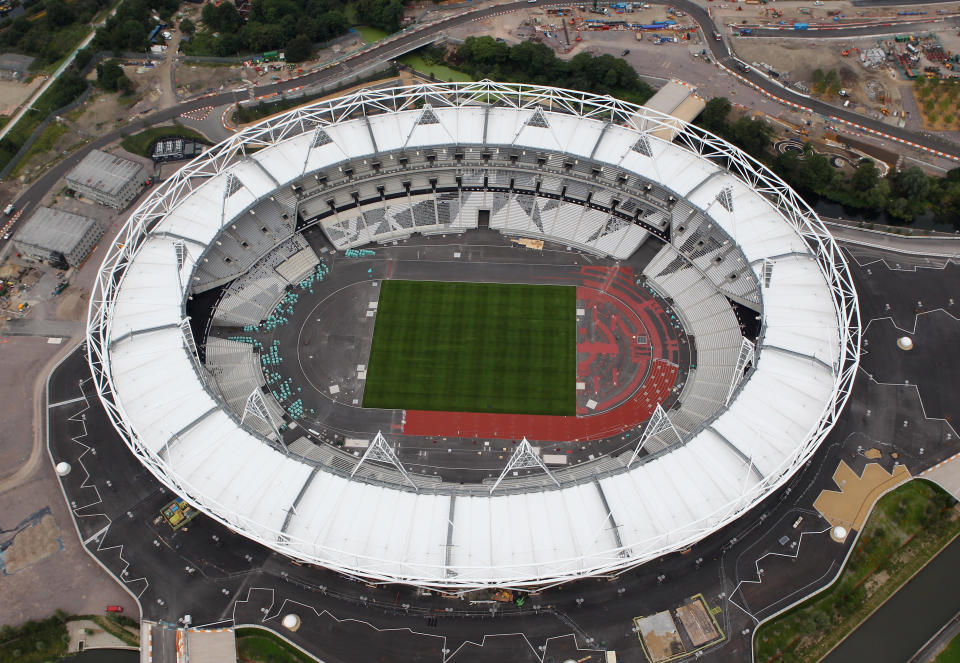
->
44, 0, 75, 28
356, 0, 404, 33
117, 74, 135, 96
202, 1, 242, 33
284, 34, 312, 62
179, 17, 195, 35
811, 68, 826, 93
698, 97, 731, 134
214, 33, 241, 56
887, 166, 931, 220
724, 115, 773, 160
96, 61, 124, 91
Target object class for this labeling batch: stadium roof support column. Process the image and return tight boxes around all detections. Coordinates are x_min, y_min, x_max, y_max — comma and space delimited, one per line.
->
589, 122, 611, 160
627, 404, 681, 467
593, 480, 628, 557
725, 337, 756, 406
490, 438, 559, 493
351, 431, 419, 492
362, 116, 379, 153
241, 388, 282, 441
282, 467, 319, 535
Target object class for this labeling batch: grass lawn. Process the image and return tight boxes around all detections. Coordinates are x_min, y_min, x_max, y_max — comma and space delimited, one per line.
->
120, 124, 209, 157
353, 25, 390, 44
0, 614, 68, 663
936, 632, 960, 663
363, 280, 576, 415
755, 479, 960, 663
235, 628, 318, 663
398, 53, 473, 82
10, 122, 67, 177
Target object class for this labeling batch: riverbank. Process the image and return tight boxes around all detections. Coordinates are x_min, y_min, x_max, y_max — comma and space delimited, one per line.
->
754, 479, 960, 663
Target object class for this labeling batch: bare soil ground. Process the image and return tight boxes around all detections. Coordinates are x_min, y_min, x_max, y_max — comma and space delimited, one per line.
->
0, 78, 43, 117
174, 64, 249, 99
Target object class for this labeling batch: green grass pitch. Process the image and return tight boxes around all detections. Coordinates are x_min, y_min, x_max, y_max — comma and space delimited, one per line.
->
363, 280, 576, 415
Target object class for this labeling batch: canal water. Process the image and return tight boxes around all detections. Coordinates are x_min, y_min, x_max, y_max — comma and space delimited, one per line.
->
822, 534, 960, 663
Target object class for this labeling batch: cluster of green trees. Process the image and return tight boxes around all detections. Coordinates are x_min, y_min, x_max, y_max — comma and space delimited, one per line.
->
698, 96, 960, 225
0, 0, 111, 67
811, 68, 842, 96
183, 0, 351, 59
0, 610, 69, 663
93, 0, 181, 53
356, 0, 405, 33
915, 76, 960, 126
454, 36, 654, 104
96, 60, 135, 96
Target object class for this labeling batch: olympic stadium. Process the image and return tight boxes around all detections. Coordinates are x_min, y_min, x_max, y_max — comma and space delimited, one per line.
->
86, 81, 860, 591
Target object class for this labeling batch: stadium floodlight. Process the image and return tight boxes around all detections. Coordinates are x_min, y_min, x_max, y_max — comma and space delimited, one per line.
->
351, 431, 418, 492
241, 388, 282, 441
726, 338, 756, 406
86, 81, 859, 590
179, 317, 204, 384
490, 438, 559, 493
627, 404, 682, 467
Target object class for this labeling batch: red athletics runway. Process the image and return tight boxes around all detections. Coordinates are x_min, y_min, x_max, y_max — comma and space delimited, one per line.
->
403, 266, 683, 441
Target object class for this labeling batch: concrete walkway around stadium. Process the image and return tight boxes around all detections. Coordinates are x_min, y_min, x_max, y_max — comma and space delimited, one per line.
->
828, 222, 960, 258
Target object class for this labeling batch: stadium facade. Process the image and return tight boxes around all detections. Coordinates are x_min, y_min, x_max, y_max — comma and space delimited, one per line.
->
87, 81, 859, 590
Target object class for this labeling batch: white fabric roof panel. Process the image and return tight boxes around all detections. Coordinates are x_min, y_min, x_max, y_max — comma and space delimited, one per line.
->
326, 122, 375, 160
285, 473, 451, 576
544, 112, 604, 156
158, 174, 232, 244
367, 111, 412, 153
449, 483, 618, 578
394, 111, 460, 151
110, 238, 184, 334
601, 436, 753, 558
302, 129, 352, 176
109, 328, 218, 455
434, 106, 486, 145
713, 351, 834, 476
229, 159, 277, 202
619, 140, 714, 197
682, 177, 809, 262
215, 447, 310, 540
251, 132, 313, 185
763, 255, 841, 365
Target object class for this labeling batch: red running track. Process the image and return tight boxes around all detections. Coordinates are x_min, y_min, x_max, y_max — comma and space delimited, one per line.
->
403, 360, 677, 441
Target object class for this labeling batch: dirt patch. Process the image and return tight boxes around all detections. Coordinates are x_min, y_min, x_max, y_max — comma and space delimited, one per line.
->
1, 513, 62, 575
174, 64, 249, 99
675, 598, 720, 647
0, 77, 43, 116
70, 91, 132, 136
864, 569, 890, 595
636, 610, 685, 663
53, 288, 89, 322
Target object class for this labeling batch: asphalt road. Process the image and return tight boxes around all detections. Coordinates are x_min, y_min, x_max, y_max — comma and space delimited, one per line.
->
4, 0, 960, 242
746, 16, 960, 38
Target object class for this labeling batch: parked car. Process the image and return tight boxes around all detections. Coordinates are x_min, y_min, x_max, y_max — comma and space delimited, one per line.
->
106, 606, 123, 613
